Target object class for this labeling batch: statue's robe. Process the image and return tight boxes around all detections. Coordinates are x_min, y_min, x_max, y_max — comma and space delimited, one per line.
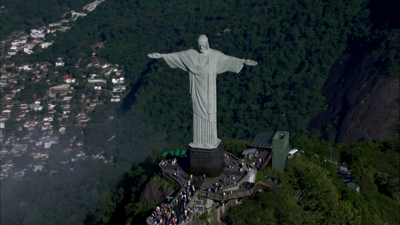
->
162, 49, 244, 147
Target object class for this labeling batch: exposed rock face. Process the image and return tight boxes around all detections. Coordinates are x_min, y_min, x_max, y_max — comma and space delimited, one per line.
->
139, 176, 176, 204
310, 44, 399, 143
337, 77, 399, 143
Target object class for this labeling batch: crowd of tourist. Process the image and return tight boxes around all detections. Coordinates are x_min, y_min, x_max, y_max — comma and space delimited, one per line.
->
150, 151, 267, 224
149, 162, 198, 225
149, 182, 196, 224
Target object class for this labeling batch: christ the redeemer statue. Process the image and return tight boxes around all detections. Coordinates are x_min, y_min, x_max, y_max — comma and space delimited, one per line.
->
148, 35, 257, 148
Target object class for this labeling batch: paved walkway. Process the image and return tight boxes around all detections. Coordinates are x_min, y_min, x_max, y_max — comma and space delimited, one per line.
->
161, 153, 247, 191
149, 150, 275, 224
160, 150, 272, 192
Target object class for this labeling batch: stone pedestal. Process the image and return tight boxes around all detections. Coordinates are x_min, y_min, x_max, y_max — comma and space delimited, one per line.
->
188, 139, 224, 178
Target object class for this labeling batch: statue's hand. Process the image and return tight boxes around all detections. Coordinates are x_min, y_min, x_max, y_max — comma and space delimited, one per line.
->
147, 53, 162, 59
244, 59, 258, 66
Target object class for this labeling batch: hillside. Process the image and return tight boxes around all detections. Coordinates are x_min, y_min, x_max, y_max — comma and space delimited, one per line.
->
310, 30, 400, 143
308, 0, 399, 143
74, 0, 380, 155
1, 0, 92, 37
86, 138, 400, 225
0, 0, 399, 224
222, 138, 400, 225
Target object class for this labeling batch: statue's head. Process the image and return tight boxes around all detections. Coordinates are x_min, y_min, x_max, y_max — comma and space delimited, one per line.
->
197, 35, 209, 53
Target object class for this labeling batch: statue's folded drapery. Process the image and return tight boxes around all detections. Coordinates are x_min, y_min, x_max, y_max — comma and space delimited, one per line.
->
162, 49, 244, 147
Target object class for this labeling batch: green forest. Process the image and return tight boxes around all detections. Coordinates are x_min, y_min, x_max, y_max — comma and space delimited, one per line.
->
23, 0, 397, 157
223, 139, 400, 225
1, 0, 92, 37
35, 0, 398, 149
1, 0, 399, 224
83, 138, 400, 224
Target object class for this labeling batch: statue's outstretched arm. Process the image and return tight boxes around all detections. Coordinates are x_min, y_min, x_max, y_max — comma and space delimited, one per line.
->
243, 59, 258, 66
148, 53, 163, 59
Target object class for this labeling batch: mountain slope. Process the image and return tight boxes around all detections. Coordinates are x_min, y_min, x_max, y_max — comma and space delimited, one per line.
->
310, 31, 399, 143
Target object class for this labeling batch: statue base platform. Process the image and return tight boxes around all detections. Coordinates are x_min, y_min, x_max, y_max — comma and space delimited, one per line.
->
187, 140, 224, 178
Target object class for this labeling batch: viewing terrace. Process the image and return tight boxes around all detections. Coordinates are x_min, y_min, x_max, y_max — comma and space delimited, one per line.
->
147, 148, 277, 224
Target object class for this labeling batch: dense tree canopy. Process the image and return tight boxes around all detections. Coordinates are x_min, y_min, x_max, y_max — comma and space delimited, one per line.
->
83, 138, 399, 224
43, 0, 397, 156
1, 0, 92, 37
223, 138, 400, 225
1, 0, 398, 224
